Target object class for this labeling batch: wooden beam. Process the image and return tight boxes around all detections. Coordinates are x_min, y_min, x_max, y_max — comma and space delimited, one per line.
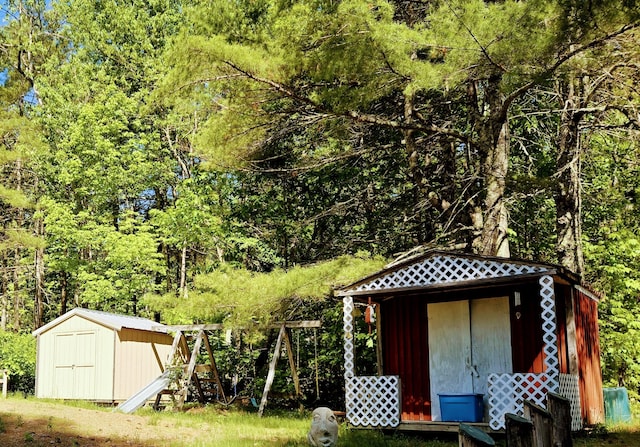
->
158, 320, 321, 332
181, 330, 205, 407
271, 320, 321, 329
566, 292, 579, 375
167, 330, 184, 367
375, 304, 384, 376
203, 331, 227, 404
258, 324, 286, 416
282, 328, 301, 397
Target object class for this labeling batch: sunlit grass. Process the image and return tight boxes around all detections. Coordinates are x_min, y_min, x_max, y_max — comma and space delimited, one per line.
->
4, 396, 640, 447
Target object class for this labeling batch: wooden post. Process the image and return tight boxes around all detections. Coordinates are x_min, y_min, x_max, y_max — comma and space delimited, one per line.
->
547, 393, 573, 447
282, 328, 301, 397
2, 370, 7, 398
524, 401, 554, 447
258, 324, 286, 417
179, 330, 204, 408
375, 303, 384, 376
203, 332, 227, 404
458, 423, 495, 447
505, 413, 534, 447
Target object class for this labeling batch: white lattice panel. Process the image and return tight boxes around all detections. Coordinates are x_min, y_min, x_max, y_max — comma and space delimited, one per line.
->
488, 373, 551, 430
343, 297, 355, 379
559, 373, 582, 431
346, 376, 401, 427
346, 255, 549, 293
539, 275, 559, 387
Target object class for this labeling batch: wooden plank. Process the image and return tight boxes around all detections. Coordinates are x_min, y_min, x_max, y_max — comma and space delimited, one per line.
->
524, 400, 553, 447
258, 324, 286, 416
158, 324, 224, 331
272, 320, 321, 329
158, 320, 321, 332
282, 328, 301, 397
396, 421, 493, 433
565, 291, 579, 375
181, 330, 204, 407
375, 304, 384, 376
203, 331, 227, 404
505, 413, 534, 447
459, 423, 495, 447
547, 392, 573, 447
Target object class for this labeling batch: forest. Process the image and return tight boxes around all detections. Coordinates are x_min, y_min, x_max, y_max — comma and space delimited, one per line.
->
1, 0, 640, 408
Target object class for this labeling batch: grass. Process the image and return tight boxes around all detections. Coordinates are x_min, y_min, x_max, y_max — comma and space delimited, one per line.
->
2, 396, 640, 447
136, 406, 457, 446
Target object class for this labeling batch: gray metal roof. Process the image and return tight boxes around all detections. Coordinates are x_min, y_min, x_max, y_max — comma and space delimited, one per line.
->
33, 308, 169, 336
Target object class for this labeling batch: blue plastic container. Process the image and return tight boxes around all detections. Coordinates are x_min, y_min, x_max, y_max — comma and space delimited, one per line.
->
439, 393, 484, 422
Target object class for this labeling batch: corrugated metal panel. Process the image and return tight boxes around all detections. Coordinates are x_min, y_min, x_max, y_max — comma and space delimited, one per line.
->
575, 290, 605, 424
382, 296, 431, 421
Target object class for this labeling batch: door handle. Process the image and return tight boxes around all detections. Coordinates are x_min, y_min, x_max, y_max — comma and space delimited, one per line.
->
471, 365, 480, 378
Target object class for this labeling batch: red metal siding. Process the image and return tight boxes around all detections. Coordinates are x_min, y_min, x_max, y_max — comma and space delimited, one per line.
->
574, 291, 605, 424
382, 297, 431, 421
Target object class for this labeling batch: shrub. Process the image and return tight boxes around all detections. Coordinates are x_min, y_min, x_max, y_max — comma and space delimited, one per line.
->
0, 330, 36, 394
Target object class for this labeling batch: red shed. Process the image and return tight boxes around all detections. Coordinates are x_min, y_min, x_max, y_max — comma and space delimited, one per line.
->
336, 250, 604, 432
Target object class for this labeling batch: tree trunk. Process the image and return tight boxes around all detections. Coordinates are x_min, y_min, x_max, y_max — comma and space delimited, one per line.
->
404, 90, 428, 244
476, 119, 510, 257
1, 256, 7, 330
60, 271, 68, 315
468, 75, 511, 258
555, 78, 584, 276
180, 243, 188, 298
34, 216, 45, 329
13, 248, 21, 330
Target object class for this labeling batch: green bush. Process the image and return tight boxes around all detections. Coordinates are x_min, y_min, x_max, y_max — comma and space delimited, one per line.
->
0, 330, 36, 394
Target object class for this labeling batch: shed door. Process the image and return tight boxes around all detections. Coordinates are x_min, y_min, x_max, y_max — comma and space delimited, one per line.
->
470, 297, 513, 406
54, 332, 96, 399
428, 298, 512, 421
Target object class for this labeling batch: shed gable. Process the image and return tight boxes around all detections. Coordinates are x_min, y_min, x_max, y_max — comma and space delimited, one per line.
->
340, 253, 552, 295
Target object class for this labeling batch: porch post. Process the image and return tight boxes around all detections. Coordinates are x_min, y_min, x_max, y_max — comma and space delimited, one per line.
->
539, 275, 559, 392
343, 296, 355, 380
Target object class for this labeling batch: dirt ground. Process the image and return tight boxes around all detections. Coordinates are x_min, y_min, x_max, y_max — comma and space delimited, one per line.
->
0, 398, 204, 447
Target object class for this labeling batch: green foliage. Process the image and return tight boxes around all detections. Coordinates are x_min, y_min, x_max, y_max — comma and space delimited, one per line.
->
0, 331, 36, 394
143, 253, 386, 327
582, 117, 640, 401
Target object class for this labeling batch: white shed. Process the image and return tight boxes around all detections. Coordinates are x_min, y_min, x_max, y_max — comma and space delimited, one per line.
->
32, 308, 174, 403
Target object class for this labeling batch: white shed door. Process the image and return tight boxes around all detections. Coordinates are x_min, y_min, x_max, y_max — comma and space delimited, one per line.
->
428, 298, 512, 421
470, 297, 513, 398
428, 300, 473, 421
54, 332, 96, 399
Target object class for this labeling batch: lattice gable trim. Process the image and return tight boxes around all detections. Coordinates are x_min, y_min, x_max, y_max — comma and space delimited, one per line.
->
342, 254, 551, 294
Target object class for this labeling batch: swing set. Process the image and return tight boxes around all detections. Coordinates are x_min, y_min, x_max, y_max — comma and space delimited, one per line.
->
153, 320, 322, 414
